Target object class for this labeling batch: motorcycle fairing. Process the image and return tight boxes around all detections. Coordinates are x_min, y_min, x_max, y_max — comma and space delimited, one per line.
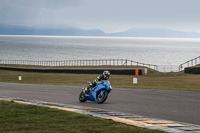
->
84, 81, 110, 101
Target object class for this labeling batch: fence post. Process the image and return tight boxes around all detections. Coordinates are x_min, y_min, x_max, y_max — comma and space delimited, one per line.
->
0, 59, 159, 71
192, 60, 193, 66
195, 58, 197, 65
199, 56, 200, 64
179, 65, 183, 71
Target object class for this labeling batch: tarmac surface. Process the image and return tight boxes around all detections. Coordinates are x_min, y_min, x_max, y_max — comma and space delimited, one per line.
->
0, 82, 200, 125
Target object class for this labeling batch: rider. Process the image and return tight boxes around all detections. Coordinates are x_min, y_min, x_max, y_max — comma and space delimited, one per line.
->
84, 71, 110, 94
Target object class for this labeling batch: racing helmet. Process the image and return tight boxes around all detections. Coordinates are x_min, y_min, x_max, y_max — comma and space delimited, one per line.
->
103, 71, 110, 80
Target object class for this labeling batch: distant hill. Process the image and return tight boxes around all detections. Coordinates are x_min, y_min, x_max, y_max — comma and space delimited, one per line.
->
1, 24, 200, 38
107, 28, 200, 38
0, 24, 105, 36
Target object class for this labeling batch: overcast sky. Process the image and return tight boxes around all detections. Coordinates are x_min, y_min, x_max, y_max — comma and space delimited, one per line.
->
0, 0, 200, 33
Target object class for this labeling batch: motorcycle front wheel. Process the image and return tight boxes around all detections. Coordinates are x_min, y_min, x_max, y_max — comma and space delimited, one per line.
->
79, 91, 86, 102
96, 90, 108, 104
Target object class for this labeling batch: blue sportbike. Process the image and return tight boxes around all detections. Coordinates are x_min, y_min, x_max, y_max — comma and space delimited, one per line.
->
79, 80, 112, 104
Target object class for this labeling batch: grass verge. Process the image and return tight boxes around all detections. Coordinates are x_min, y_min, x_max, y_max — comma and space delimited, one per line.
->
0, 101, 164, 133
0, 65, 200, 91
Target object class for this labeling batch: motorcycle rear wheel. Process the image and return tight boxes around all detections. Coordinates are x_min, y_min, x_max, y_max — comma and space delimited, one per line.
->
79, 91, 86, 102
96, 90, 108, 104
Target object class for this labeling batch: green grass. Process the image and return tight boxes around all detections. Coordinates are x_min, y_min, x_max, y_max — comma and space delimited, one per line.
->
0, 65, 200, 91
0, 101, 164, 133
194, 64, 200, 67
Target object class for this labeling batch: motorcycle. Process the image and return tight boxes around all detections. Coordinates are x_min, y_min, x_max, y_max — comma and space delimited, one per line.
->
79, 80, 112, 104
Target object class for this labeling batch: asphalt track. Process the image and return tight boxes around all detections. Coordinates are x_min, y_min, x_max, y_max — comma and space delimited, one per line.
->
0, 82, 200, 125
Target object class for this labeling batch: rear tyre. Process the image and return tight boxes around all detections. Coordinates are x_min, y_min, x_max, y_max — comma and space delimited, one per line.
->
79, 91, 86, 102
96, 90, 108, 104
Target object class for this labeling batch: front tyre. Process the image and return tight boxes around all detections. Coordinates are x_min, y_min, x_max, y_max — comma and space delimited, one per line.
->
79, 91, 86, 102
97, 90, 108, 104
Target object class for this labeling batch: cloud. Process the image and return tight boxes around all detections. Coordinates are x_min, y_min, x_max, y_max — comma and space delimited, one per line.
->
0, 0, 200, 32
0, 0, 84, 9
0, 0, 85, 25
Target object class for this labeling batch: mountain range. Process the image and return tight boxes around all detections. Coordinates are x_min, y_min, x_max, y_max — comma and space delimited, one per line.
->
1, 24, 200, 38
0, 24, 105, 36
107, 28, 200, 38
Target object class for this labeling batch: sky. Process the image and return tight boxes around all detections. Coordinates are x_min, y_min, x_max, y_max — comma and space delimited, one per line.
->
0, 0, 200, 33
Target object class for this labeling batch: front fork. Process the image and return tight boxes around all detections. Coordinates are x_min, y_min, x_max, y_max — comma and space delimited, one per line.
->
82, 87, 92, 95
100, 90, 105, 96
82, 87, 86, 94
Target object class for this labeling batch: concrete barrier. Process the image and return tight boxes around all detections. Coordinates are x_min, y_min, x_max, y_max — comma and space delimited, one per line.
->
0, 67, 147, 75
184, 67, 200, 74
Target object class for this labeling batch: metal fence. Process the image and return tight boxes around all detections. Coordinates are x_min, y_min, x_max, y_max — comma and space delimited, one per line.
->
179, 56, 200, 71
2, 57, 199, 72
156, 65, 180, 73
0, 59, 157, 70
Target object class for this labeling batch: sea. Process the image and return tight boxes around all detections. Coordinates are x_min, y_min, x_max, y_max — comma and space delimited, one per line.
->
0, 35, 200, 71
